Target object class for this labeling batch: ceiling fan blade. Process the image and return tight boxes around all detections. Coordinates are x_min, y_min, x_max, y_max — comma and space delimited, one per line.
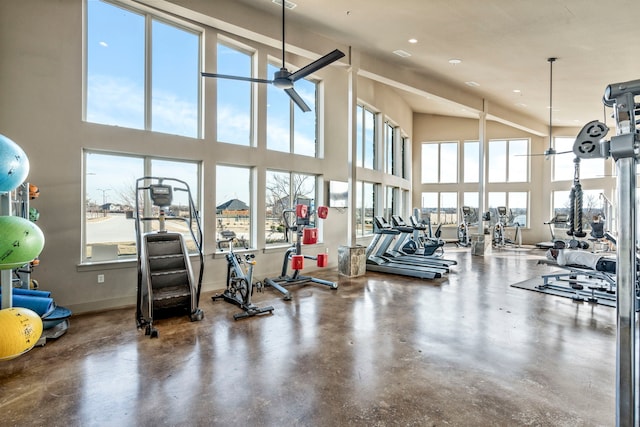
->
288, 49, 345, 82
284, 87, 311, 112
516, 150, 574, 157
201, 72, 272, 84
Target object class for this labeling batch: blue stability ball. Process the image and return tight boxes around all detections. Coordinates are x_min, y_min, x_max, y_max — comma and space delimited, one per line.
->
0, 134, 30, 193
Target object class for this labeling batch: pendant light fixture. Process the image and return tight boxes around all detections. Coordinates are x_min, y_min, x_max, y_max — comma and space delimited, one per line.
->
544, 57, 557, 159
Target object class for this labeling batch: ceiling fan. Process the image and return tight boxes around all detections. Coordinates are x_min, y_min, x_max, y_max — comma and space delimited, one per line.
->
201, 0, 345, 112
525, 58, 573, 158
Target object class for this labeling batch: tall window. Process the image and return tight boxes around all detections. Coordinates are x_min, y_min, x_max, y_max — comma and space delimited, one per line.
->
265, 171, 317, 244
488, 139, 529, 182
86, 0, 200, 138
216, 165, 252, 248
384, 186, 397, 220
553, 136, 604, 181
463, 141, 479, 183
421, 191, 458, 226
401, 136, 409, 179
421, 142, 458, 183
356, 181, 376, 236
267, 63, 317, 156
216, 43, 252, 146
553, 189, 604, 231
488, 191, 528, 226
385, 122, 395, 175
356, 105, 376, 169
84, 151, 200, 262
462, 192, 480, 224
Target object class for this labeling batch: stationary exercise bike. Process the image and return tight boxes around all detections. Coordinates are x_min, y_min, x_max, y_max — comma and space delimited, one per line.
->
264, 202, 338, 300
212, 231, 274, 320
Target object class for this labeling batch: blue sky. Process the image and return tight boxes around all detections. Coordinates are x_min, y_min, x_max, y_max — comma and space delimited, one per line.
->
86, 0, 316, 207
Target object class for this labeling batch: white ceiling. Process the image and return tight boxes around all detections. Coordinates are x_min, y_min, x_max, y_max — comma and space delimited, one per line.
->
234, 0, 640, 130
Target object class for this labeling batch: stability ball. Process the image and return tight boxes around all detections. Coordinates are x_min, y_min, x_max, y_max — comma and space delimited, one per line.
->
0, 307, 43, 361
0, 134, 30, 193
0, 216, 45, 270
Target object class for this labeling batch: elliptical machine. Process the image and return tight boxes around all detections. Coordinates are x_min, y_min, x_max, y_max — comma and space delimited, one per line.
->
492, 206, 521, 247
134, 177, 204, 338
264, 201, 338, 300
457, 206, 475, 247
212, 230, 274, 320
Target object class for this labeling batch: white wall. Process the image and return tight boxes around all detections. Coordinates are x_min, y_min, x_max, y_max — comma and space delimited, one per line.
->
0, 0, 615, 314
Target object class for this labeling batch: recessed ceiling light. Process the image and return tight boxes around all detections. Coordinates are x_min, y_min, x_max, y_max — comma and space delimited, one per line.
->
393, 49, 411, 58
408, 38, 418, 44
513, 89, 521, 93
448, 58, 462, 64
465, 81, 480, 87
272, 0, 297, 9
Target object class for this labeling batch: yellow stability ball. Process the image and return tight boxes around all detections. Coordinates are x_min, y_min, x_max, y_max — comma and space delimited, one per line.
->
0, 307, 43, 361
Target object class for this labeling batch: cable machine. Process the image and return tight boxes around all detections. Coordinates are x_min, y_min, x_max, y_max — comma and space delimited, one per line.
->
573, 80, 640, 426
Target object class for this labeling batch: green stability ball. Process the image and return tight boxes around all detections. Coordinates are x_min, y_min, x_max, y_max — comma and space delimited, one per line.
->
0, 216, 44, 270
0, 134, 30, 193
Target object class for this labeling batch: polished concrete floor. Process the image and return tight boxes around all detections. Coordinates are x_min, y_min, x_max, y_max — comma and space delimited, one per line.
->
0, 247, 617, 426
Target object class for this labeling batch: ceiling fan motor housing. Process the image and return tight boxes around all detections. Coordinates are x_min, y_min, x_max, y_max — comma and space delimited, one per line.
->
273, 68, 293, 89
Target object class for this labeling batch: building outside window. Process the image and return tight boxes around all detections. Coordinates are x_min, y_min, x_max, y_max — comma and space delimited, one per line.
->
553, 136, 604, 181
84, 151, 200, 262
216, 42, 252, 146
421, 142, 458, 184
356, 105, 376, 169
421, 191, 458, 226
265, 170, 317, 245
385, 122, 395, 175
267, 63, 318, 156
488, 139, 528, 183
86, 0, 200, 138
463, 141, 479, 183
356, 181, 376, 236
216, 165, 252, 248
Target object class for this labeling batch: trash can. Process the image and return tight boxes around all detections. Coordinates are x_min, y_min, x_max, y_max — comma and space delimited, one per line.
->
471, 234, 490, 256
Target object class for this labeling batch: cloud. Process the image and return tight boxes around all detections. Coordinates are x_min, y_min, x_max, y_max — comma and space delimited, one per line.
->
87, 74, 198, 138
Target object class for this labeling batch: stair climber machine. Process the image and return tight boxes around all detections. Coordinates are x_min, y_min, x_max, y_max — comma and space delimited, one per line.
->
134, 177, 204, 338
212, 231, 274, 320
264, 202, 337, 300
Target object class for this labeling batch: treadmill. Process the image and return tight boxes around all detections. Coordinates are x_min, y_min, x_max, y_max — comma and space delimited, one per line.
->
384, 216, 457, 269
365, 217, 447, 279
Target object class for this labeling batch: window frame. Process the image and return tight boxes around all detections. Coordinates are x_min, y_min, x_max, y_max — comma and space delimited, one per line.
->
421, 141, 459, 184
216, 39, 255, 146
82, 150, 202, 263
487, 138, 530, 183
264, 170, 319, 246
85, 0, 203, 138
356, 105, 377, 170
266, 61, 319, 156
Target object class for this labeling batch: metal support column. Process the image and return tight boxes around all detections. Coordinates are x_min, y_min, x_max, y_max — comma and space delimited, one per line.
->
574, 81, 640, 426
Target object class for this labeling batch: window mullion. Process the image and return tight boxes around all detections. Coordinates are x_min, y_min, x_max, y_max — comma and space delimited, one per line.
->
290, 102, 295, 153
145, 15, 152, 131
